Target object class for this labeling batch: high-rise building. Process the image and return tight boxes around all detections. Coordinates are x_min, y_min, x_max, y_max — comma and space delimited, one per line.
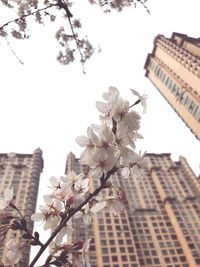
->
144, 32, 200, 140
0, 148, 43, 266
65, 152, 200, 267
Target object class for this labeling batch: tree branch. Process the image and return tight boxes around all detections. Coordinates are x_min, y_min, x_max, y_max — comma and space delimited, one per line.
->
29, 166, 118, 267
0, 3, 59, 30
57, 0, 86, 73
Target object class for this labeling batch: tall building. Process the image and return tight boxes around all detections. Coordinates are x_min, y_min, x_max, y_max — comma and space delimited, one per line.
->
144, 32, 200, 140
0, 148, 43, 266
65, 152, 200, 267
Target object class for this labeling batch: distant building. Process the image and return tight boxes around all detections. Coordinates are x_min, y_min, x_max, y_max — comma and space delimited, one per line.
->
66, 152, 200, 267
0, 148, 43, 266
144, 32, 200, 140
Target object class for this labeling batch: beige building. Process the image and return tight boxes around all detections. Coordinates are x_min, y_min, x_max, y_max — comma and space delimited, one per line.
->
144, 32, 200, 140
66, 152, 200, 267
0, 148, 43, 266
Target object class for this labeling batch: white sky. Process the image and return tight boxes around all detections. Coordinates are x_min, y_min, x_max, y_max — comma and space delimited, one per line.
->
0, 0, 200, 263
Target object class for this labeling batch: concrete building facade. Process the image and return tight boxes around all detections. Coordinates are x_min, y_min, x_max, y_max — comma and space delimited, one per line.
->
0, 148, 43, 266
65, 152, 200, 267
144, 32, 200, 140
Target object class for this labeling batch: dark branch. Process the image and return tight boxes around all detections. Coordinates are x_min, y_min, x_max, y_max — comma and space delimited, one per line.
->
0, 3, 59, 30
57, 0, 86, 72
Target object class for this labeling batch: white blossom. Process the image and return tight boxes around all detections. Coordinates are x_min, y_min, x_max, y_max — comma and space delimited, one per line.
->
50, 183, 74, 204
67, 171, 84, 187
55, 221, 73, 245
31, 195, 63, 231
74, 203, 93, 224
94, 195, 124, 216
49, 176, 60, 188
76, 127, 100, 165
74, 177, 90, 198
121, 166, 130, 178
89, 148, 117, 178
82, 239, 91, 267
130, 88, 147, 114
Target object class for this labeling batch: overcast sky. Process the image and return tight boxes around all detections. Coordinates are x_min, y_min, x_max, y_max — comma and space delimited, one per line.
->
1, 0, 200, 263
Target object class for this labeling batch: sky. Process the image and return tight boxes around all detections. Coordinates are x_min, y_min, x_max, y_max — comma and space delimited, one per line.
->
0, 0, 200, 263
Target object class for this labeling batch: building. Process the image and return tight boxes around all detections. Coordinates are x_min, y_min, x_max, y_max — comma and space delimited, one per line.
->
65, 152, 200, 267
0, 148, 43, 266
144, 32, 200, 140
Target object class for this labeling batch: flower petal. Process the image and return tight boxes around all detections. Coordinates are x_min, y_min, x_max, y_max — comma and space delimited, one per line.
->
75, 136, 90, 147
96, 101, 110, 114
31, 212, 44, 222
49, 176, 59, 187
43, 195, 53, 205
90, 201, 107, 213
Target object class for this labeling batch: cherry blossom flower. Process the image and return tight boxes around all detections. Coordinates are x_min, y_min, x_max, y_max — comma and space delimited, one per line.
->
72, 239, 92, 267
75, 127, 100, 165
0, 187, 13, 210
67, 171, 84, 187
55, 221, 73, 245
117, 110, 141, 132
94, 194, 124, 216
102, 86, 119, 104
89, 149, 117, 178
121, 151, 149, 179
31, 195, 63, 230
73, 177, 90, 198
74, 203, 94, 225
107, 196, 125, 216
82, 238, 91, 267
67, 171, 90, 198
50, 183, 74, 205
115, 124, 130, 147
90, 200, 107, 213
49, 176, 60, 189
96, 87, 142, 134
130, 88, 147, 114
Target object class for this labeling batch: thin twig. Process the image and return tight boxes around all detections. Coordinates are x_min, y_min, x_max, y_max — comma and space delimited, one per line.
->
137, 0, 150, 14
10, 202, 24, 218
0, 3, 59, 30
5, 37, 24, 65
57, 0, 86, 73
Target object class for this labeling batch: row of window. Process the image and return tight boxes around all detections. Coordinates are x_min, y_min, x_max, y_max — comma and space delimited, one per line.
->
149, 60, 200, 122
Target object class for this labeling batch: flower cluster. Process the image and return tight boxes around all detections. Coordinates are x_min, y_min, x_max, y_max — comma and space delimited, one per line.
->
76, 86, 148, 180
0, 87, 147, 267
0, 187, 43, 266
89, 0, 149, 13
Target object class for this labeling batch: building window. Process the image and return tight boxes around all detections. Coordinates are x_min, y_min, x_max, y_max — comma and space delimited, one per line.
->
121, 255, 127, 261
188, 100, 197, 114
102, 248, 108, 254
194, 106, 200, 121
110, 247, 116, 253
112, 256, 118, 262
103, 256, 109, 263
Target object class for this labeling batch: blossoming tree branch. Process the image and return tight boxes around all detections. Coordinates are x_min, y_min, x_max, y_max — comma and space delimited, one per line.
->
0, 0, 149, 68
0, 87, 148, 266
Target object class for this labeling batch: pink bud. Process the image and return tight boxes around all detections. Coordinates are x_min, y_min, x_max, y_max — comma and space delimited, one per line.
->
72, 240, 84, 250
66, 196, 74, 205
118, 189, 127, 204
